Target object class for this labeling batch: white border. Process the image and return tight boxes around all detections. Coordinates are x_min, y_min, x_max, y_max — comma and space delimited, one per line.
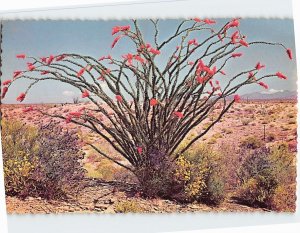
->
0, 0, 299, 233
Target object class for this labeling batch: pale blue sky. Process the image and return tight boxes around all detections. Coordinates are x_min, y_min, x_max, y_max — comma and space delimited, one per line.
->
1, 18, 297, 104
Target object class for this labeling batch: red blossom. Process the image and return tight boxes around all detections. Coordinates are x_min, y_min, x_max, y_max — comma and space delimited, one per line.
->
149, 47, 161, 55
1, 87, 8, 99
203, 19, 216, 24
137, 147, 143, 154
231, 53, 243, 58
116, 95, 123, 102
40, 57, 47, 63
27, 64, 35, 71
193, 18, 201, 22
150, 98, 158, 106
111, 35, 124, 48
231, 31, 239, 44
112, 25, 130, 35
286, 48, 293, 60
188, 38, 198, 46
41, 71, 49, 75
220, 70, 226, 75
248, 72, 254, 78
258, 81, 268, 89
16, 93, 26, 102
134, 55, 145, 64
123, 53, 134, 66
239, 39, 249, 47
56, 55, 66, 61
47, 55, 55, 65
196, 76, 204, 84
234, 94, 241, 102
16, 54, 26, 59
276, 72, 287, 80
13, 71, 22, 79
98, 56, 105, 61
225, 19, 240, 29
188, 61, 194, 66
81, 90, 89, 98
22, 106, 34, 113
174, 111, 184, 119
2, 80, 12, 86
255, 62, 265, 70
77, 68, 85, 77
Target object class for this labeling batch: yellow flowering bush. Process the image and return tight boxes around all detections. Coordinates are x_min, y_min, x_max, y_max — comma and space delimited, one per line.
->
175, 143, 226, 205
2, 120, 39, 196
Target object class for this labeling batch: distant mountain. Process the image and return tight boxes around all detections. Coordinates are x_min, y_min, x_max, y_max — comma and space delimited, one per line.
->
241, 90, 297, 100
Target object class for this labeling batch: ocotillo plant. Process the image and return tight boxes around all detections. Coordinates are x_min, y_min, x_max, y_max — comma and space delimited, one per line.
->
1, 19, 292, 177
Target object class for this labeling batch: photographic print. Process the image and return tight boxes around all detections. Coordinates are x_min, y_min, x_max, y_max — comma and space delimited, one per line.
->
0, 18, 297, 214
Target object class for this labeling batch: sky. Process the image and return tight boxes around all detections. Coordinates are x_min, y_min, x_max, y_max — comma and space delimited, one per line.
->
0, 18, 297, 104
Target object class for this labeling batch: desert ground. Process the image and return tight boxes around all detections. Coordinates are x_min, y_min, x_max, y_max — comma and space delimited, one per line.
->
1, 100, 297, 213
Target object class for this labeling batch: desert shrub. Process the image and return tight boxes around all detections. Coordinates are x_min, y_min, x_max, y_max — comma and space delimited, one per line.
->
115, 200, 143, 213
174, 143, 226, 205
237, 145, 296, 210
135, 149, 178, 198
2, 120, 85, 199
269, 185, 296, 212
240, 136, 263, 149
2, 120, 39, 196
241, 118, 252, 126
30, 123, 86, 199
266, 133, 275, 142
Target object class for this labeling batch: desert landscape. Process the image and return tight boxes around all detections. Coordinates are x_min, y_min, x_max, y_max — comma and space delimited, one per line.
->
1, 95, 297, 213
0, 18, 297, 214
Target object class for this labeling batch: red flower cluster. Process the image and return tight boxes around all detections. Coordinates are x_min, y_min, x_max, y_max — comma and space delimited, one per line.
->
1, 87, 8, 99
2, 80, 11, 86
82, 90, 90, 98
255, 62, 265, 70
231, 53, 243, 58
116, 95, 123, 102
77, 68, 85, 77
276, 72, 287, 80
16, 93, 26, 102
27, 63, 35, 71
203, 19, 216, 24
188, 39, 199, 46
41, 71, 49, 75
56, 54, 66, 61
234, 94, 241, 102
22, 106, 34, 113
286, 49, 293, 60
13, 71, 22, 79
174, 111, 184, 118
112, 25, 130, 35
225, 18, 240, 30
111, 35, 124, 48
150, 98, 158, 106
16, 54, 26, 59
258, 81, 268, 89
137, 146, 143, 154
47, 55, 55, 65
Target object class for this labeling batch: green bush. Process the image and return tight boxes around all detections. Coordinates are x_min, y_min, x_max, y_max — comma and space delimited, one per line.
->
237, 145, 296, 210
175, 143, 226, 205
